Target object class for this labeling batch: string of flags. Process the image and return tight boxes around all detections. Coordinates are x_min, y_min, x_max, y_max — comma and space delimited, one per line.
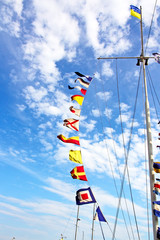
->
153, 127, 160, 239
57, 71, 107, 223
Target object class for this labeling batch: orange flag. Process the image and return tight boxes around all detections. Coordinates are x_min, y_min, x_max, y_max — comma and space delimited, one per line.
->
71, 95, 84, 106
70, 166, 88, 181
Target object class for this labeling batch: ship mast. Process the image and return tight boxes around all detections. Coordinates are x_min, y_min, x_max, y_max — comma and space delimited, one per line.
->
139, 6, 158, 240
98, 6, 158, 240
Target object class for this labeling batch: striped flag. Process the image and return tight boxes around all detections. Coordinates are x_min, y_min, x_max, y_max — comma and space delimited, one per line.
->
153, 162, 160, 173
70, 166, 87, 181
130, 5, 141, 19
71, 95, 84, 106
63, 118, 79, 131
68, 85, 87, 95
153, 181, 160, 196
94, 206, 107, 222
69, 106, 81, 117
57, 134, 80, 145
75, 72, 92, 82
75, 78, 90, 88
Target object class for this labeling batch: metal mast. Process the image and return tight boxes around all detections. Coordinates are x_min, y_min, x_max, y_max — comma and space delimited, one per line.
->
98, 6, 158, 240
139, 6, 158, 240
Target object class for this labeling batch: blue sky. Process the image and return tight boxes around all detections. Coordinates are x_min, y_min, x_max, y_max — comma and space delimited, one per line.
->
0, 0, 160, 240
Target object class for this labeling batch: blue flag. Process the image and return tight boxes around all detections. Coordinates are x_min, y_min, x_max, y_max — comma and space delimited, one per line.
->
75, 72, 92, 82
157, 227, 160, 239
94, 206, 107, 222
76, 187, 96, 205
153, 201, 160, 217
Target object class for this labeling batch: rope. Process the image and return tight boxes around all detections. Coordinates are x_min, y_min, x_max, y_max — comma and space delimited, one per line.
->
146, 67, 160, 121
92, 60, 132, 240
112, 60, 142, 240
145, 0, 158, 54
99, 61, 136, 240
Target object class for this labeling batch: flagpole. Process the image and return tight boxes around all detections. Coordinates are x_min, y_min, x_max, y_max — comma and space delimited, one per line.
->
91, 203, 96, 240
75, 205, 80, 240
140, 6, 159, 240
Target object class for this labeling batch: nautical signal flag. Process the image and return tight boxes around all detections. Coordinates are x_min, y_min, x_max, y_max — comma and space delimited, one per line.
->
157, 227, 160, 239
75, 78, 90, 88
63, 118, 79, 131
94, 206, 107, 222
130, 5, 141, 19
153, 201, 160, 217
153, 181, 160, 196
153, 53, 160, 64
70, 166, 87, 181
68, 85, 87, 95
153, 162, 160, 173
57, 134, 80, 145
71, 95, 84, 106
76, 187, 96, 205
69, 106, 81, 117
69, 150, 83, 164
75, 72, 92, 82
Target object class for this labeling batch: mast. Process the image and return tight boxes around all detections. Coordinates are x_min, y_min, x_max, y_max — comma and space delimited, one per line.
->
91, 203, 96, 240
75, 205, 80, 240
140, 6, 159, 240
97, 5, 158, 240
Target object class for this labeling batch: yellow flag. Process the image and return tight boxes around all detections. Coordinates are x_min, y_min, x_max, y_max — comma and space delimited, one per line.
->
69, 150, 83, 164
71, 95, 84, 106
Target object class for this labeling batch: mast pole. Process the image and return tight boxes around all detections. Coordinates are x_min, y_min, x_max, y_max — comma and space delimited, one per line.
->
75, 205, 80, 240
140, 6, 159, 239
91, 203, 96, 240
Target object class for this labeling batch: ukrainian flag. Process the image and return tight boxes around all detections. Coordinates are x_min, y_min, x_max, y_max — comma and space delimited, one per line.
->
130, 5, 141, 19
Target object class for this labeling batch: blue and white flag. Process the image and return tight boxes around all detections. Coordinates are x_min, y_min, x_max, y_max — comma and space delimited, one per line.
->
76, 187, 96, 205
153, 181, 160, 196
153, 201, 160, 217
153, 53, 160, 64
94, 206, 107, 222
75, 72, 92, 82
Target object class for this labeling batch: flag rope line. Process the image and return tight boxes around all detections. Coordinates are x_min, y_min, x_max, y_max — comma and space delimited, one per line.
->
99, 59, 137, 240
95, 60, 134, 240
112, 60, 141, 240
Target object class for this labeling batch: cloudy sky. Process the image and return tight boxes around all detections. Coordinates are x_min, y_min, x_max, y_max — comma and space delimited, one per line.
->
0, 0, 160, 240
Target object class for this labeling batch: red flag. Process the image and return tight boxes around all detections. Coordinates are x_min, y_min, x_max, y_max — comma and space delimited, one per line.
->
57, 134, 80, 145
70, 166, 88, 181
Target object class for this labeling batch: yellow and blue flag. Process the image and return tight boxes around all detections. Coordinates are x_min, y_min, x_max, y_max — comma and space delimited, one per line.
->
130, 5, 141, 19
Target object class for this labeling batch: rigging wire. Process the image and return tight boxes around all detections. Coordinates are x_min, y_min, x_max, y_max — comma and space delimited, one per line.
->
92, 60, 132, 240
97, 60, 136, 240
112, 60, 142, 240
146, 67, 160, 121
144, 0, 158, 54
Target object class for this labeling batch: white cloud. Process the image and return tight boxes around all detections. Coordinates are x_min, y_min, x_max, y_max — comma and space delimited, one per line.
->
92, 109, 100, 117
97, 91, 112, 100
102, 61, 114, 77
